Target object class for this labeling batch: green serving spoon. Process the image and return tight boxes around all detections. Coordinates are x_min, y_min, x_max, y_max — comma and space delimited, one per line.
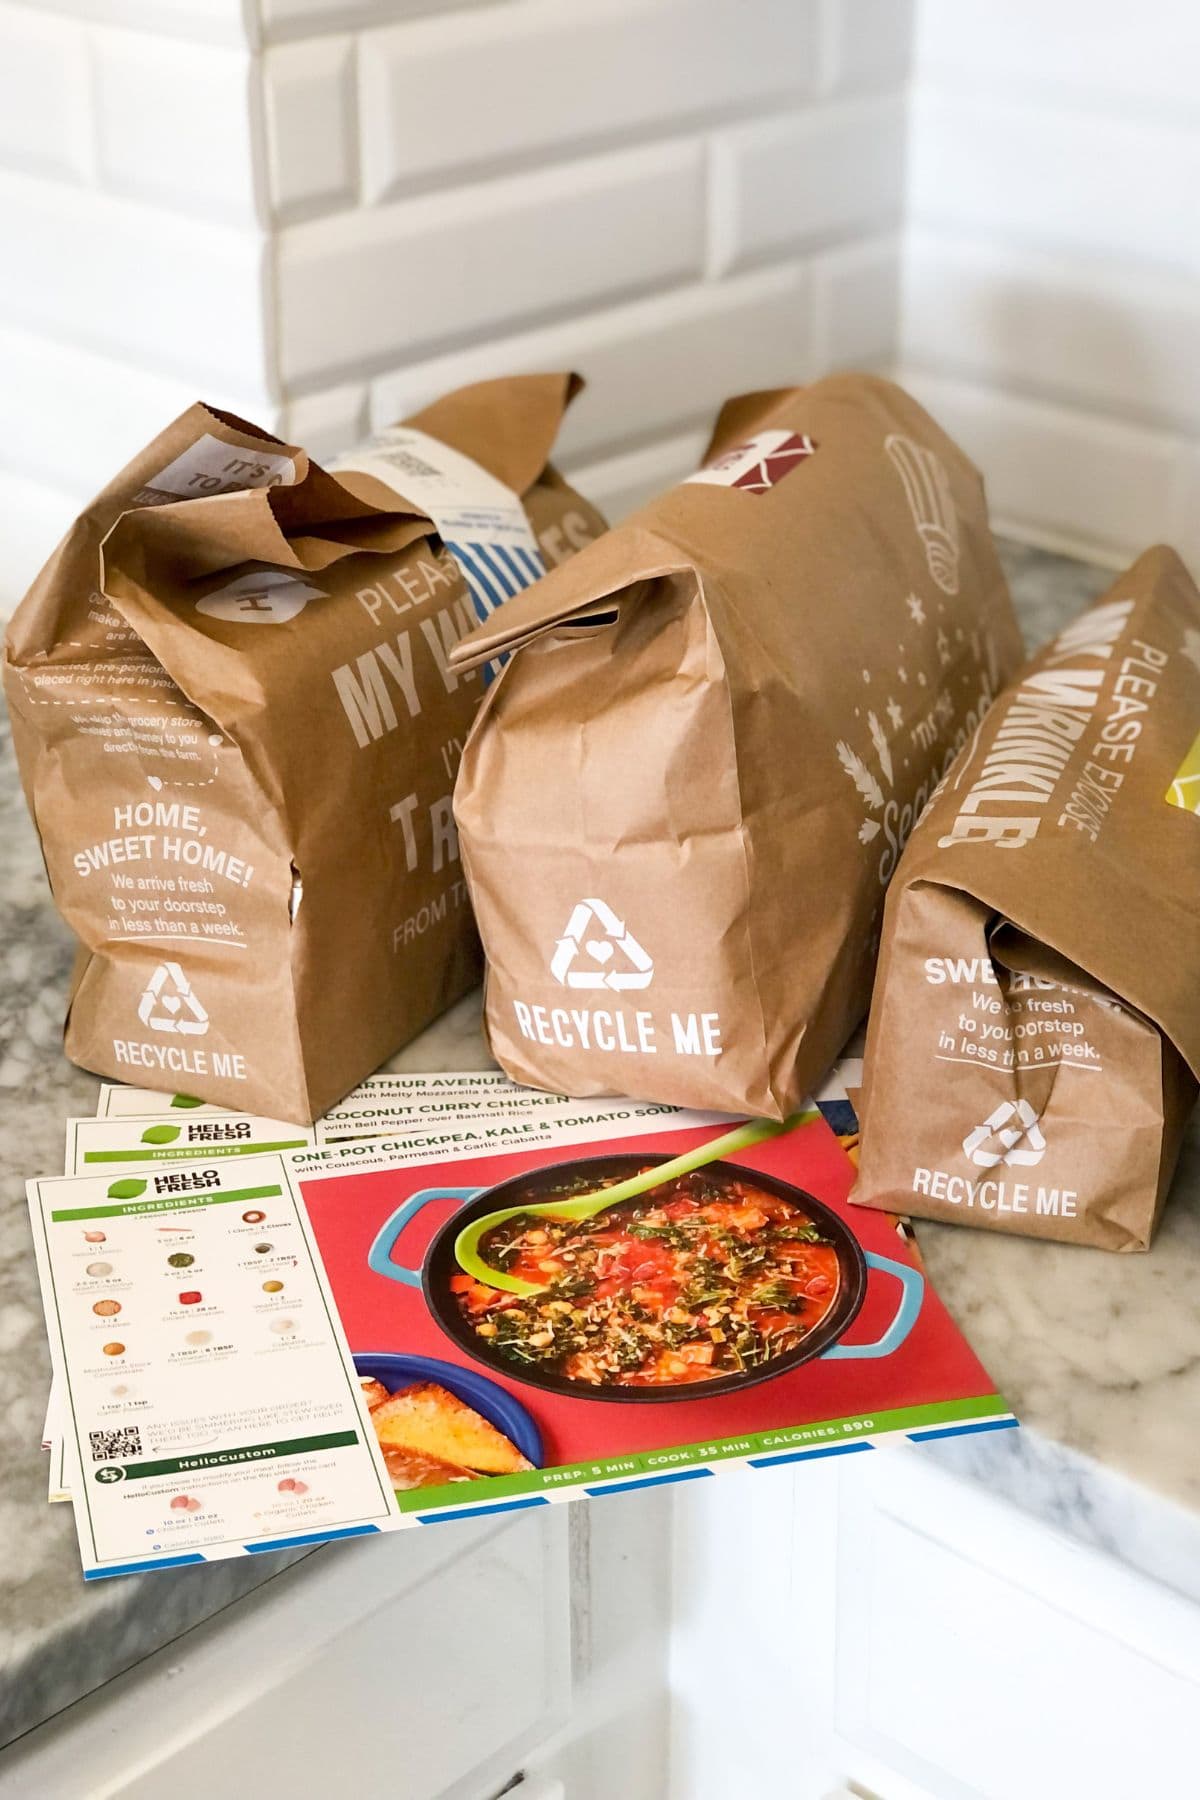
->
453, 1111, 817, 1298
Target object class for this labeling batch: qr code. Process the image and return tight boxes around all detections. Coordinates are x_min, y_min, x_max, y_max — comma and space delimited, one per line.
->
89, 1426, 142, 1462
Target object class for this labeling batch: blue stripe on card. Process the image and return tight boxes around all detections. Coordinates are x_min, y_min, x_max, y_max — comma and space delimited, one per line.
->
246, 1524, 381, 1553
748, 1441, 875, 1470
85, 1553, 207, 1579
585, 1468, 715, 1496
417, 1495, 550, 1524
907, 1418, 1019, 1444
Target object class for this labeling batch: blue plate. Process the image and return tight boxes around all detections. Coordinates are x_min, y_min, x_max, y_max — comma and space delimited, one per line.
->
354, 1351, 544, 1469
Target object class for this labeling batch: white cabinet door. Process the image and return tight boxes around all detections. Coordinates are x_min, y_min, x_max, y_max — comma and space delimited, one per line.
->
667, 1459, 847, 1797
0, 1492, 674, 1800
668, 1449, 1200, 1800
1, 1512, 571, 1800
833, 1450, 1200, 1800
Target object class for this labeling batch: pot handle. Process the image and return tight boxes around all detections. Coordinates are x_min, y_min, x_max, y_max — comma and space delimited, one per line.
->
821, 1251, 923, 1360
366, 1188, 481, 1288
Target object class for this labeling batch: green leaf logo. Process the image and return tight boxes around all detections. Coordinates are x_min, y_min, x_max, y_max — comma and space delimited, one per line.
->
108, 1178, 147, 1200
141, 1124, 181, 1145
170, 1094, 204, 1109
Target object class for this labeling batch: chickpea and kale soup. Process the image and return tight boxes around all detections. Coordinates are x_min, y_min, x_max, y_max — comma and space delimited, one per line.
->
449, 1170, 839, 1387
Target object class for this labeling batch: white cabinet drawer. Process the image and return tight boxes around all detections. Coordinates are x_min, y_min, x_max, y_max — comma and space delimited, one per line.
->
835, 1451, 1200, 1800
668, 1450, 1200, 1800
0, 1510, 572, 1800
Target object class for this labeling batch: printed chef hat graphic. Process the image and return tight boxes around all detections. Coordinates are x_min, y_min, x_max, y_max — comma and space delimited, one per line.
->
885, 434, 960, 596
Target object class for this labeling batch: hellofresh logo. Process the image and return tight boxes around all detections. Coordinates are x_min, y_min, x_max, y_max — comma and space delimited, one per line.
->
107, 1178, 147, 1200
140, 1125, 182, 1146
962, 1099, 1047, 1169
550, 898, 654, 991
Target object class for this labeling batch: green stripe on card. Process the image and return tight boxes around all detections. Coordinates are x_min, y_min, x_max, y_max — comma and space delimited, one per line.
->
82, 1139, 306, 1163
50, 1184, 283, 1221
395, 1393, 1012, 1513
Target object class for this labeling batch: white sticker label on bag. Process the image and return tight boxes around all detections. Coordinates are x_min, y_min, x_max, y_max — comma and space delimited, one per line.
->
333, 426, 546, 628
194, 569, 325, 625
684, 429, 817, 496
139, 434, 299, 506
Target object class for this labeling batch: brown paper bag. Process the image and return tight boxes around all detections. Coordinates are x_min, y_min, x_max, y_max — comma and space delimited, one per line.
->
449, 374, 1023, 1118
4, 376, 603, 1121
853, 547, 1200, 1250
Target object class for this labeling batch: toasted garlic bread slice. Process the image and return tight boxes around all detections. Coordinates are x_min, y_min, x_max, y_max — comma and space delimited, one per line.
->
381, 1442, 475, 1490
371, 1382, 532, 1475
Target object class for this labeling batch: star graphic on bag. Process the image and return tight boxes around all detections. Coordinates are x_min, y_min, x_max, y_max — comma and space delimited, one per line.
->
906, 593, 926, 626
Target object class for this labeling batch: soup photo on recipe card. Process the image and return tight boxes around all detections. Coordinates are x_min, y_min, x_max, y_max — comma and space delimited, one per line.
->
295, 1104, 1010, 1515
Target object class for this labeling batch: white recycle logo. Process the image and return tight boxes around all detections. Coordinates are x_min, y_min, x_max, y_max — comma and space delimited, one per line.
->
962, 1098, 1046, 1169
550, 898, 653, 992
138, 962, 210, 1036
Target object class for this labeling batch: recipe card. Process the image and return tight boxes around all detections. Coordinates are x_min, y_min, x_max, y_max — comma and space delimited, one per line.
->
289, 1108, 1011, 1526
28, 1156, 395, 1578
45, 1085, 720, 1496
67, 1113, 315, 1175
310, 1094, 728, 1153
318, 1072, 567, 1133
95, 1087, 230, 1119
95, 1071, 528, 1124
34, 1102, 1011, 1577
44, 1109, 315, 1506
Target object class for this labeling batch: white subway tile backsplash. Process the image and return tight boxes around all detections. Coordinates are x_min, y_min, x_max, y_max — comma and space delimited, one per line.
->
278, 139, 707, 386
910, 91, 1200, 278
904, 371, 1184, 565
566, 426, 711, 524
811, 233, 900, 370
0, 0, 911, 610
358, 0, 820, 203
823, 0, 914, 94
1171, 446, 1200, 581
264, 34, 358, 218
0, 4, 91, 181
903, 1, 1200, 570
260, 0, 502, 42
369, 263, 814, 462
92, 31, 260, 223
916, 0, 1200, 115
0, 468, 97, 601
282, 380, 368, 455
0, 324, 279, 499
712, 97, 906, 274
0, 171, 271, 391
44, 0, 252, 47
903, 233, 1200, 435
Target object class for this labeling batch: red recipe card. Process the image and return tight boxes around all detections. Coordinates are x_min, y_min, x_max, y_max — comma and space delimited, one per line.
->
295, 1107, 1011, 1521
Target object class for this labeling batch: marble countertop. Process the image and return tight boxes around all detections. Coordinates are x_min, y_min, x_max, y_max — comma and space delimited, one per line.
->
3, 541, 1198, 1752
